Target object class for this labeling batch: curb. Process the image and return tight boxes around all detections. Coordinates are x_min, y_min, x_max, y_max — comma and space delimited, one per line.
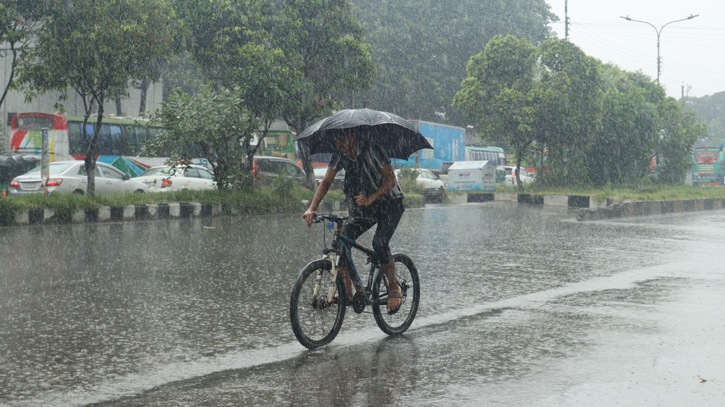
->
576, 198, 725, 221
7, 195, 723, 226
13, 202, 220, 226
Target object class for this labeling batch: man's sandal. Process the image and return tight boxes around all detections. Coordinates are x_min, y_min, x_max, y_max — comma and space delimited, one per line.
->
387, 290, 403, 315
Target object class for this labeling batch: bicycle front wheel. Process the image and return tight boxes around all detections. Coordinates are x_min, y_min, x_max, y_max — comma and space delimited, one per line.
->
290, 259, 346, 350
372, 253, 420, 336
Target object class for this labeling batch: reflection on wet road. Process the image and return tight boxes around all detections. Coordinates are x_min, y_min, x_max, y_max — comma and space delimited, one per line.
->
1, 203, 724, 406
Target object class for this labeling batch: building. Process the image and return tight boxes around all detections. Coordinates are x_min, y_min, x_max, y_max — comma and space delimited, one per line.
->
0, 45, 163, 147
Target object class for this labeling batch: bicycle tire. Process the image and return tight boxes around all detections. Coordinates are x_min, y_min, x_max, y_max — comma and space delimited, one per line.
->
372, 253, 420, 336
290, 259, 347, 350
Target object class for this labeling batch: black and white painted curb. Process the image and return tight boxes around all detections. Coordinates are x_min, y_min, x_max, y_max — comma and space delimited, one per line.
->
13, 203, 219, 226
7, 195, 724, 226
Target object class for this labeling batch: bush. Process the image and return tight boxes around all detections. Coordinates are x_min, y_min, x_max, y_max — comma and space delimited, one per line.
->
396, 167, 424, 194
0, 197, 22, 226
402, 193, 424, 208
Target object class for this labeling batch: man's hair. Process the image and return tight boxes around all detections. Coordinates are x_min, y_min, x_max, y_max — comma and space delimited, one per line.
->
332, 129, 353, 141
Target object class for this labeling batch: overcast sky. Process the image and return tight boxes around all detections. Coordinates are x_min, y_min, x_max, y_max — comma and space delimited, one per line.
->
546, 0, 725, 99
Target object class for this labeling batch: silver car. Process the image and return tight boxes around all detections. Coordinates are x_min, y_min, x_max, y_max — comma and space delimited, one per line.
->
9, 161, 149, 195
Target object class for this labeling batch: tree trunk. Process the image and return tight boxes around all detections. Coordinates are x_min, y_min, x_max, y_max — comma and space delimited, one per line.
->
138, 78, 150, 116
115, 98, 123, 117
298, 143, 316, 190
85, 98, 105, 196
0, 46, 18, 110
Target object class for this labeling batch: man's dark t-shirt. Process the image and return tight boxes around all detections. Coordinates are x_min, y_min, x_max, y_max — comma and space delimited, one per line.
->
329, 140, 403, 217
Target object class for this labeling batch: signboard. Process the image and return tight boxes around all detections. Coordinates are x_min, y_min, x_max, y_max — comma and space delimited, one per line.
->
41, 128, 49, 194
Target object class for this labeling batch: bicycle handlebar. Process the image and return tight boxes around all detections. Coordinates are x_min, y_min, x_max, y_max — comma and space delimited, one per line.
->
312, 214, 375, 225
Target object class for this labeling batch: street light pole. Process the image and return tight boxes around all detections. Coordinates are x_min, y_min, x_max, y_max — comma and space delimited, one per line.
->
620, 14, 698, 83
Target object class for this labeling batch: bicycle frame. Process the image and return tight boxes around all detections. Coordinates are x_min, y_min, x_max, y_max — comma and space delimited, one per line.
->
322, 216, 384, 306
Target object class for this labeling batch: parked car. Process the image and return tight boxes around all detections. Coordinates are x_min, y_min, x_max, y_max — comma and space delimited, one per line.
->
134, 165, 216, 192
394, 168, 445, 201
9, 160, 149, 195
249, 156, 306, 186
1, 155, 41, 196
439, 162, 454, 189
428, 169, 447, 189
313, 167, 346, 190
499, 165, 534, 186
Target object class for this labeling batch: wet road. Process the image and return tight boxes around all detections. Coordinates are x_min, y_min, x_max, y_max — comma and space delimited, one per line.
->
1, 203, 724, 406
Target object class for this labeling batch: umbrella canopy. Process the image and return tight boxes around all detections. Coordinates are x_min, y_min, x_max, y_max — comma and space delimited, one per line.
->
295, 108, 433, 159
0, 155, 40, 167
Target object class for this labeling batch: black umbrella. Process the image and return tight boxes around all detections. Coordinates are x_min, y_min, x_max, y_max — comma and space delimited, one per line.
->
295, 108, 433, 159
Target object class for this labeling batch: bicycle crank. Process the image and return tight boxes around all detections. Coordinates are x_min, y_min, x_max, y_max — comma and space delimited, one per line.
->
352, 292, 366, 313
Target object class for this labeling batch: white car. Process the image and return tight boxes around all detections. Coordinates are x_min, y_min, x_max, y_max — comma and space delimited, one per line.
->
499, 166, 534, 186
313, 167, 345, 189
9, 160, 149, 195
394, 168, 445, 200
134, 165, 216, 192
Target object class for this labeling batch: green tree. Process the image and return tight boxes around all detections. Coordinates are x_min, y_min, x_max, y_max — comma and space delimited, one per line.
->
16, 0, 177, 195
178, 0, 308, 173
453, 35, 538, 190
589, 86, 659, 184
354, 0, 556, 124
683, 91, 725, 141
149, 87, 258, 190
533, 39, 602, 185
282, 0, 375, 188
0, 0, 43, 110
657, 98, 707, 183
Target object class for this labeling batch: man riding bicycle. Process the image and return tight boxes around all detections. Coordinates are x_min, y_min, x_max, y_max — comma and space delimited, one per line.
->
303, 129, 405, 314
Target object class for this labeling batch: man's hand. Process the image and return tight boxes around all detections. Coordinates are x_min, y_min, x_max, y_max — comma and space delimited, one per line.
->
303, 209, 317, 227
355, 194, 373, 207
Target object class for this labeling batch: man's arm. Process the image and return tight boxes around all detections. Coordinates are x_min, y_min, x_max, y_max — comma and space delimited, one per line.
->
303, 167, 337, 226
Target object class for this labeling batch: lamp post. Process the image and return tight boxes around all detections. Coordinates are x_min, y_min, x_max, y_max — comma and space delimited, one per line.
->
620, 14, 698, 83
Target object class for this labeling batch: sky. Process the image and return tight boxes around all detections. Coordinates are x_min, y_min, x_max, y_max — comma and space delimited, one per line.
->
545, 0, 725, 99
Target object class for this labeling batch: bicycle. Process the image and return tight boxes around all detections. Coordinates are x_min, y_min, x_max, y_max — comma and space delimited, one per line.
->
290, 214, 420, 350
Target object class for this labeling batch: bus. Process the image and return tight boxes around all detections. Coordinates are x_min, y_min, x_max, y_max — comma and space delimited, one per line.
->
691, 142, 725, 186
9, 112, 173, 177
464, 146, 507, 166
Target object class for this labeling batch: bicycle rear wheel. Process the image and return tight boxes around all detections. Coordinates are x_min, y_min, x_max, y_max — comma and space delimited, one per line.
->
372, 253, 420, 336
290, 259, 346, 350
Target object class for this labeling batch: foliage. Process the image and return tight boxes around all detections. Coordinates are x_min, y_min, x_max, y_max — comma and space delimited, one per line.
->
588, 86, 659, 185
0, 196, 23, 226
589, 65, 705, 186
683, 91, 725, 141
401, 193, 424, 208
16, 0, 177, 195
0, 183, 316, 225
352, 0, 557, 124
533, 39, 602, 186
148, 87, 258, 190
0, 0, 43, 109
395, 167, 424, 194
457, 36, 703, 189
495, 181, 725, 203
281, 0, 375, 188
176, 0, 309, 174
453, 35, 539, 191
657, 98, 707, 183
161, 51, 206, 100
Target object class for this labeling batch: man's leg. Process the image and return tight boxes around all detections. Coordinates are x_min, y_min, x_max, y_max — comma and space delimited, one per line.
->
382, 259, 401, 313
338, 217, 374, 302
337, 264, 355, 301
372, 199, 405, 313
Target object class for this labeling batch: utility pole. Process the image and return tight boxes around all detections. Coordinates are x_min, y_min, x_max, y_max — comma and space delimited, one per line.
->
565, 0, 569, 40
620, 14, 698, 83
